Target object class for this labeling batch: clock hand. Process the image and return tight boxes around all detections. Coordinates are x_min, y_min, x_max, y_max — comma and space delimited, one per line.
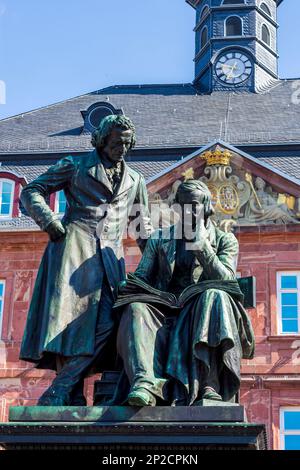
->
226, 65, 235, 79
227, 62, 240, 79
223, 64, 234, 78
222, 64, 231, 72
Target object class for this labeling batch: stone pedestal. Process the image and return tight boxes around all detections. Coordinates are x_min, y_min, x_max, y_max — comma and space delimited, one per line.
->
0, 404, 267, 450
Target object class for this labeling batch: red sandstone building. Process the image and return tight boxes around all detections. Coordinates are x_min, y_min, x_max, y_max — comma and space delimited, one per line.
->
0, 0, 300, 450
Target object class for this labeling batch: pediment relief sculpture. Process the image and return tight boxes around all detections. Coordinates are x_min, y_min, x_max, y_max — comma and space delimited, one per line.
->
148, 147, 300, 232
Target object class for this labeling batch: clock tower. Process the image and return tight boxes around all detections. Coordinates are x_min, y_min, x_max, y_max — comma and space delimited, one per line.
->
186, 0, 284, 93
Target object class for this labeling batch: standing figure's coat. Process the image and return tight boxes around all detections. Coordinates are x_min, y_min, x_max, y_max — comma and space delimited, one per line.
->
20, 149, 152, 371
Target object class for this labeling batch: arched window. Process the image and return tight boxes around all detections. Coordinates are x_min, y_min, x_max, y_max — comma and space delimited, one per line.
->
200, 26, 208, 50
55, 190, 67, 215
222, 0, 245, 4
262, 24, 271, 46
260, 2, 272, 17
0, 179, 14, 218
200, 5, 209, 21
225, 16, 243, 36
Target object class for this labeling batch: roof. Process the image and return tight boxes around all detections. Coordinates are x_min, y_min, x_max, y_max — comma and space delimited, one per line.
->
0, 79, 299, 154
1, 142, 300, 232
0, 156, 179, 231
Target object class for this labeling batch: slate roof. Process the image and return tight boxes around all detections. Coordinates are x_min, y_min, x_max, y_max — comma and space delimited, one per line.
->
0, 157, 178, 183
2, 153, 300, 186
1, 148, 300, 231
0, 79, 299, 154
0, 77, 300, 231
0, 157, 179, 231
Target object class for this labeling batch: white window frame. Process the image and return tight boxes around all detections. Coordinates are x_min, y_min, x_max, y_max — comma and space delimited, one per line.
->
277, 272, 300, 335
225, 15, 243, 37
0, 178, 15, 219
0, 280, 5, 338
55, 190, 67, 215
280, 407, 300, 450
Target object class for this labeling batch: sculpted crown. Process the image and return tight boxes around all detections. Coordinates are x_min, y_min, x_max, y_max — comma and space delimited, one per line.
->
200, 149, 232, 167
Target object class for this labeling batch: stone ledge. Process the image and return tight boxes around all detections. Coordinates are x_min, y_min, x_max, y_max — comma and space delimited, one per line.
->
9, 404, 245, 423
0, 405, 267, 450
0, 421, 267, 450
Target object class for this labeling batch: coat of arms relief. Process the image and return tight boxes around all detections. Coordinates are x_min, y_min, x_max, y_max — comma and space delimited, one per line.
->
148, 146, 300, 232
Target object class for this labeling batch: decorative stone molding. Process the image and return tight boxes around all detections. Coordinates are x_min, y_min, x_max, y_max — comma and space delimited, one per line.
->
148, 145, 300, 232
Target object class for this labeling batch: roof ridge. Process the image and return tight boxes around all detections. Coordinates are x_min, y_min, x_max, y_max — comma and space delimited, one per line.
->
97, 83, 194, 90
0, 83, 197, 123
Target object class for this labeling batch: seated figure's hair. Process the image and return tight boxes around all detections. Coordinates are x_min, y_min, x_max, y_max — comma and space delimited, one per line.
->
175, 179, 215, 219
91, 115, 136, 150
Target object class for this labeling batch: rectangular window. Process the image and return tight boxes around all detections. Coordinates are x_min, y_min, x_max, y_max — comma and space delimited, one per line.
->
0, 180, 14, 218
277, 272, 300, 335
55, 190, 67, 215
0, 280, 5, 337
280, 408, 300, 450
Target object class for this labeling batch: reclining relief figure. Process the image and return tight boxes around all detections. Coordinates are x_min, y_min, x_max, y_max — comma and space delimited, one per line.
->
114, 180, 255, 406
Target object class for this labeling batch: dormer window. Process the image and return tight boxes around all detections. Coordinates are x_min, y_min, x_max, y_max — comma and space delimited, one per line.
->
225, 16, 243, 36
81, 102, 123, 133
0, 179, 15, 218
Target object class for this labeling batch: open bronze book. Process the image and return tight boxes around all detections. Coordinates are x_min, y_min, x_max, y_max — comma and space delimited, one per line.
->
114, 273, 246, 310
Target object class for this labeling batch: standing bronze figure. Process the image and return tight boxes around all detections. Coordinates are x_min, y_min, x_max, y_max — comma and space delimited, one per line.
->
19, 115, 153, 406
115, 180, 255, 406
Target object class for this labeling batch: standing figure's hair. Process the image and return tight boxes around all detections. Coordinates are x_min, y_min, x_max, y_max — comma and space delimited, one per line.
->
91, 115, 136, 150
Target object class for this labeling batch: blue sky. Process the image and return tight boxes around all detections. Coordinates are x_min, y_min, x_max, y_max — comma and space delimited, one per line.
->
0, 0, 299, 119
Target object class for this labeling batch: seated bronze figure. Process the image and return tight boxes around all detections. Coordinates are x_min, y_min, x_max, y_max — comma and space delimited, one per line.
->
113, 180, 255, 406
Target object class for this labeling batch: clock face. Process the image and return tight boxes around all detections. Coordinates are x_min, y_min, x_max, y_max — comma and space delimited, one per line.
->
215, 52, 253, 85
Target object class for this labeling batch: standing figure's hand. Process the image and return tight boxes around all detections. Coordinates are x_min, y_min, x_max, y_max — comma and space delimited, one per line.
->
46, 220, 66, 242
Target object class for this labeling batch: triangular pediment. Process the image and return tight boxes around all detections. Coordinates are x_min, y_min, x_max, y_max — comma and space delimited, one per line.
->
147, 141, 300, 229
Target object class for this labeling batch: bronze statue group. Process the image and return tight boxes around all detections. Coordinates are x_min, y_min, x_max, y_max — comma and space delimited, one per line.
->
19, 115, 255, 407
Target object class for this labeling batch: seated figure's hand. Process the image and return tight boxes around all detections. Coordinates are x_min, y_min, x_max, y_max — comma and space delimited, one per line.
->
186, 218, 209, 252
46, 220, 66, 242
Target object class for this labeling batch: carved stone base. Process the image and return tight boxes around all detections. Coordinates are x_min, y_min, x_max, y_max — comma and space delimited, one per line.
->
0, 405, 267, 450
